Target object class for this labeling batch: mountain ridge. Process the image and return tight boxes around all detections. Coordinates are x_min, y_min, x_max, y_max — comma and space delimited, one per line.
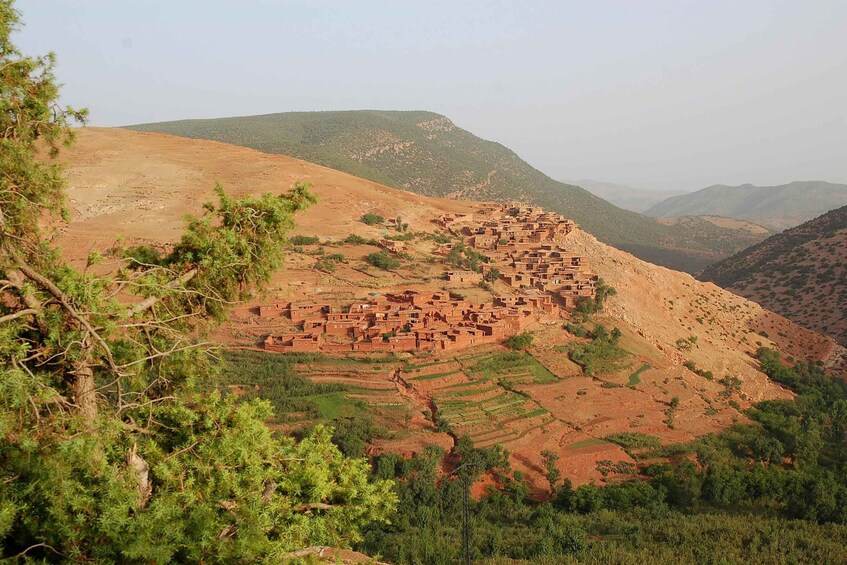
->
124, 110, 766, 273
646, 180, 847, 230
568, 178, 689, 213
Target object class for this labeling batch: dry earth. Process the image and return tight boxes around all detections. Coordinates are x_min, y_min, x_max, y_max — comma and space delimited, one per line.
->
53, 127, 847, 494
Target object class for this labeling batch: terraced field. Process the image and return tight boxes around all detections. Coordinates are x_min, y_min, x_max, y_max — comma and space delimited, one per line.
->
294, 357, 413, 428
404, 348, 558, 448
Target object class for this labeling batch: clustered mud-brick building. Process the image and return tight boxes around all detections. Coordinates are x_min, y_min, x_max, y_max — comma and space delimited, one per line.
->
262, 291, 539, 353
262, 201, 597, 354
438, 202, 597, 308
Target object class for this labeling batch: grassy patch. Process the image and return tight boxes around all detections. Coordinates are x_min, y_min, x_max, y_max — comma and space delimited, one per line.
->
605, 432, 662, 450
628, 364, 651, 387
567, 438, 609, 450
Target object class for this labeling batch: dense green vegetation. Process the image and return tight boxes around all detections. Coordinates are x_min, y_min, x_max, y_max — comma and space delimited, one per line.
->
360, 213, 384, 225
366, 250, 401, 270
567, 325, 630, 376
289, 234, 320, 245
505, 332, 534, 351
126, 111, 766, 272
355, 348, 847, 563
645, 181, 847, 230
0, 5, 394, 560
574, 277, 617, 317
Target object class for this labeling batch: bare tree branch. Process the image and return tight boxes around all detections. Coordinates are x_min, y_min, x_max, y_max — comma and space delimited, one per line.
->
0, 307, 38, 324
125, 268, 197, 317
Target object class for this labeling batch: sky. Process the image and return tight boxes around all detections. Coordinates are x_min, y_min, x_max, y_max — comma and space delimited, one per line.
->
14, 0, 847, 191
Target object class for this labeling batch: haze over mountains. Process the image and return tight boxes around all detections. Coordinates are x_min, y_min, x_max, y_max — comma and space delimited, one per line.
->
645, 181, 847, 231
126, 110, 767, 273
702, 204, 847, 348
569, 179, 688, 214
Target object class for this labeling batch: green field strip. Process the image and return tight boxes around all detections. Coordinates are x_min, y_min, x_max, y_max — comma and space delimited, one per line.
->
567, 438, 610, 450
405, 359, 454, 370
408, 370, 464, 381
441, 385, 501, 398
485, 399, 527, 414
628, 363, 652, 387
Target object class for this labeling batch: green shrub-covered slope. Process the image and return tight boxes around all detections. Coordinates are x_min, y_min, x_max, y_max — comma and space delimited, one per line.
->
126, 110, 765, 272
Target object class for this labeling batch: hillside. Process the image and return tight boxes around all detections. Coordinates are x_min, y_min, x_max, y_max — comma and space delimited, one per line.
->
645, 181, 847, 231
56, 128, 846, 494
569, 179, 688, 213
124, 111, 767, 273
702, 205, 847, 347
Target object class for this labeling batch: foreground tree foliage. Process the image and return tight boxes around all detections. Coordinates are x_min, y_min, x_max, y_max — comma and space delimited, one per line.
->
0, 3, 395, 561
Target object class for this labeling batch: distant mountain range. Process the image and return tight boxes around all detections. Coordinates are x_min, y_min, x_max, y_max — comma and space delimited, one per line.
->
701, 205, 847, 347
645, 181, 847, 231
569, 179, 689, 214
125, 110, 767, 272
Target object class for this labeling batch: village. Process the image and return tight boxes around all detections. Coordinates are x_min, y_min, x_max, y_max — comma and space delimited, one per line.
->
262, 202, 598, 353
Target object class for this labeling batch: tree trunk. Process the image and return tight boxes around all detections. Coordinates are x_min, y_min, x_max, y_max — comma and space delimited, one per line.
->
71, 349, 98, 420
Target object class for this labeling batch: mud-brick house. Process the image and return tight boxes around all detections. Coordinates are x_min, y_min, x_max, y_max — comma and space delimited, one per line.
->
446, 270, 483, 284
470, 234, 498, 249
501, 271, 532, 289
353, 333, 418, 352
377, 239, 406, 254
325, 319, 363, 336
434, 242, 455, 256
263, 333, 322, 352
289, 302, 331, 324
435, 212, 473, 228
258, 302, 290, 318
555, 276, 598, 308
519, 293, 557, 313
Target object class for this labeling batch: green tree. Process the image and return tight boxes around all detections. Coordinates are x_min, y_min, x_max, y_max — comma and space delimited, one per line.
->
366, 250, 400, 270
360, 213, 384, 225
541, 450, 561, 494
506, 332, 534, 350
0, 4, 395, 560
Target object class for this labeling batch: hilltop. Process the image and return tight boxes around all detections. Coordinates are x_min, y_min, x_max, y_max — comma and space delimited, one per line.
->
702, 205, 847, 347
645, 181, 847, 231
569, 179, 688, 213
124, 111, 767, 273
55, 128, 846, 493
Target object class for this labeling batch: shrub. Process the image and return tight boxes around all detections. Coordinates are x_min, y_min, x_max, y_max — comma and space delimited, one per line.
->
566, 323, 588, 338
575, 278, 617, 317
366, 251, 400, 270
345, 233, 368, 244
506, 332, 534, 350
361, 213, 384, 225
569, 324, 630, 376
314, 257, 337, 273
290, 234, 320, 245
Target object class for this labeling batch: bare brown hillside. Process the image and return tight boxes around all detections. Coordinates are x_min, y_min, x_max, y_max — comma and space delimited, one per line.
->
54, 127, 846, 492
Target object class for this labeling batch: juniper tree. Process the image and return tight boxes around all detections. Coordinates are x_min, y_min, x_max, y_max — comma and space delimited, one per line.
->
0, 2, 395, 561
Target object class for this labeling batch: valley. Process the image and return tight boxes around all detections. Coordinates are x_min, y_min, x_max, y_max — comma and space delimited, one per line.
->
55, 127, 847, 495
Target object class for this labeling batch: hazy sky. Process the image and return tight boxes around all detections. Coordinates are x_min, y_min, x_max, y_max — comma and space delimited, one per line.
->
14, 0, 847, 190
